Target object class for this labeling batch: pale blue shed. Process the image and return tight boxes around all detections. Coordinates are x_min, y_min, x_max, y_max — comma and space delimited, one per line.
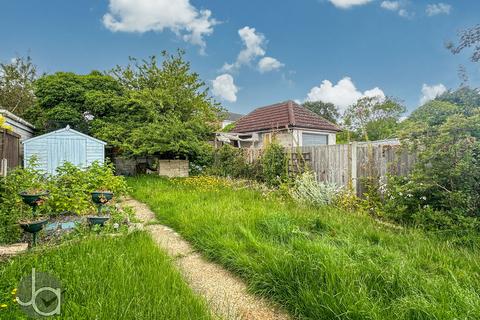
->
23, 125, 106, 174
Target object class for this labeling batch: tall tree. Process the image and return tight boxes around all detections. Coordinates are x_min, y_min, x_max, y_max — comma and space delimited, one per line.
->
302, 101, 340, 124
31, 51, 221, 163
0, 55, 37, 116
447, 24, 480, 63
343, 96, 405, 142
397, 90, 480, 221
25, 71, 122, 132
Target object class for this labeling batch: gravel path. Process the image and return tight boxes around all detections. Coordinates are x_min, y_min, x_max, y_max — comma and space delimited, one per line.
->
122, 198, 290, 320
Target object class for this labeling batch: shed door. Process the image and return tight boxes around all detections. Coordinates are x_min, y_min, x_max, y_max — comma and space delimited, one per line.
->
47, 137, 87, 174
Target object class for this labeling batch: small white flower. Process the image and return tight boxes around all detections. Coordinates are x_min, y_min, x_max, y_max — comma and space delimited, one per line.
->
113, 223, 119, 230
421, 196, 427, 201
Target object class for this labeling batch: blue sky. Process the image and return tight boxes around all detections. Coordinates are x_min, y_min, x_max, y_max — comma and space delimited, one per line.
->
1, 0, 479, 115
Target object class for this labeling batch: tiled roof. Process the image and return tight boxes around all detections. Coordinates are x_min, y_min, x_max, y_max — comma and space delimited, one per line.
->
226, 112, 244, 121
232, 100, 341, 133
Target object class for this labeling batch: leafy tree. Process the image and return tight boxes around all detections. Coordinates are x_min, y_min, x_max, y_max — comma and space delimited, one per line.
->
390, 111, 480, 229
447, 24, 480, 63
302, 101, 340, 124
27, 51, 221, 164
343, 97, 405, 142
25, 71, 122, 132
91, 51, 221, 161
0, 55, 37, 116
384, 87, 480, 231
437, 87, 480, 113
406, 88, 480, 129
407, 100, 461, 127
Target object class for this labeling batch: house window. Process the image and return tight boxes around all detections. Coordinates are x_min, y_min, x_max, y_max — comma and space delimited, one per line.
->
302, 133, 328, 146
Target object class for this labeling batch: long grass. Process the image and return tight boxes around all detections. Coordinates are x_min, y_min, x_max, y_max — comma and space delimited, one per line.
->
128, 175, 480, 320
0, 232, 212, 319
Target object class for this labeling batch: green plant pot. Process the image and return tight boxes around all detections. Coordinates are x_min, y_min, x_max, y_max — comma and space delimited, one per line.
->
19, 218, 49, 233
19, 191, 49, 207
87, 215, 110, 226
19, 218, 48, 247
91, 191, 114, 205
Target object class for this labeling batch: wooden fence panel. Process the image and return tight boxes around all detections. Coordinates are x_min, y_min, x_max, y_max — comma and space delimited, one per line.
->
241, 141, 416, 195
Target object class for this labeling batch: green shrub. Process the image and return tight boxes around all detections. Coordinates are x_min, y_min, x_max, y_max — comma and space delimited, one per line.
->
206, 145, 250, 178
375, 104, 480, 232
0, 161, 128, 244
261, 142, 288, 187
290, 172, 339, 206
0, 159, 48, 243
47, 161, 128, 215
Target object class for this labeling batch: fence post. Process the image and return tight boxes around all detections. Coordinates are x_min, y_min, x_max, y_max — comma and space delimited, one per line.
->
351, 142, 357, 194
1, 158, 7, 177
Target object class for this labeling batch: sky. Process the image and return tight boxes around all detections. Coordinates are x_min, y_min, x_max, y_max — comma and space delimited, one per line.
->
1, 0, 479, 115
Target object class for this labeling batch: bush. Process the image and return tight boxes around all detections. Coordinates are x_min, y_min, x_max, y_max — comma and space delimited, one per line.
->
261, 142, 289, 187
206, 145, 252, 179
376, 100, 480, 232
290, 172, 339, 207
382, 174, 480, 232
0, 161, 128, 244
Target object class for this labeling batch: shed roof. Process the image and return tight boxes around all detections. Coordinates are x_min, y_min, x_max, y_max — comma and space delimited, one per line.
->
232, 100, 342, 133
22, 125, 107, 145
0, 109, 35, 129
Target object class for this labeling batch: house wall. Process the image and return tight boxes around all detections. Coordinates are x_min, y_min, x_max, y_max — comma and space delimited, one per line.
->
292, 129, 336, 146
24, 130, 105, 174
240, 128, 337, 149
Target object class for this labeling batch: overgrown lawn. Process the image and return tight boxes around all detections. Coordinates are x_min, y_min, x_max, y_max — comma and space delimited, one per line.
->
0, 231, 212, 319
128, 176, 480, 320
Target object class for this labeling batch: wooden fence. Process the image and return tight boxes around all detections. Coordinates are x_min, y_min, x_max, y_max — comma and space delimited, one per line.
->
244, 142, 416, 195
0, 129, 21, 176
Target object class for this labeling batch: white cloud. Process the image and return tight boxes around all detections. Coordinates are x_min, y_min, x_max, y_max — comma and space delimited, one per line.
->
380, 1, 413, 18
329, 0, 373, 9
305, 77, 385, 111
222, 26, 284, 74
237, 27, 266, 66
102, 0, 217, 53
364, 87, 386, 100
380, 1, 400, 11
258, 57, 284, 73
212, 74, 238, 102
222, 26, 266, 72
426, 3, 451, 16
419, 83, 447, 105
398, 9, 411, 18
